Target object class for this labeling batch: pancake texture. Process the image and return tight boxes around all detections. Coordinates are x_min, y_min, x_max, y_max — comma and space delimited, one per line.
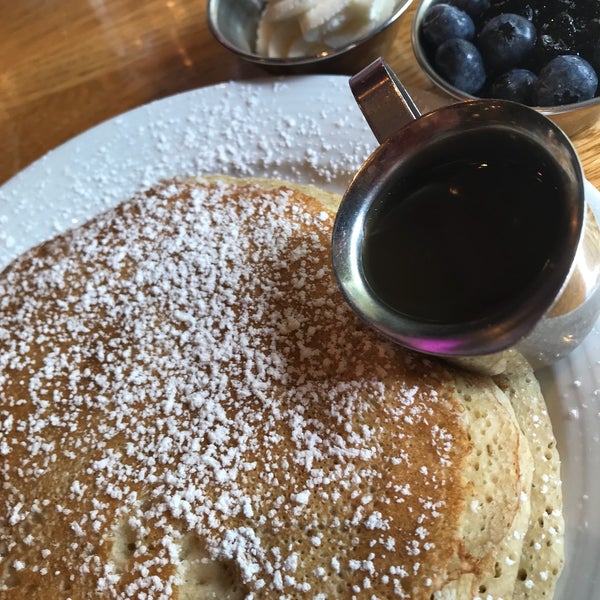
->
0, 176, 562, 599
492, 354, 565, 600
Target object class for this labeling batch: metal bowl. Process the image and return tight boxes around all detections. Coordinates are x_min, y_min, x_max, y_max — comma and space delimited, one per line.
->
207, 0, 414, 75
411, 0, 600, 137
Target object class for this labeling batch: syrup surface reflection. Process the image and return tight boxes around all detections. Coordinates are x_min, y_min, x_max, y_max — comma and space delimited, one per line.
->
362, 129, 565, 325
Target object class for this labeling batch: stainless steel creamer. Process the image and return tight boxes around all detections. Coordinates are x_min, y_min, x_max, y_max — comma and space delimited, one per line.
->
331, 58, 600, 374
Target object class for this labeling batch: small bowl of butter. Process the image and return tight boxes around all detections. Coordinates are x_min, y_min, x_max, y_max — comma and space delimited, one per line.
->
207, 0, 414, 74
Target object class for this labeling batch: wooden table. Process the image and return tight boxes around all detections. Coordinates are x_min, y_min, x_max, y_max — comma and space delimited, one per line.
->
1, 0, 599, 189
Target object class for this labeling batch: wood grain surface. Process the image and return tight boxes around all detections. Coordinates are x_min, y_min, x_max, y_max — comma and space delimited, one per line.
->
1, 0, 599, 188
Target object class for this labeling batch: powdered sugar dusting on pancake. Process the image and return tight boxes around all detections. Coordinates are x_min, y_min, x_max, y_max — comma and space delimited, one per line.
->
0, 178, 484, 598
0, 78, 375, 269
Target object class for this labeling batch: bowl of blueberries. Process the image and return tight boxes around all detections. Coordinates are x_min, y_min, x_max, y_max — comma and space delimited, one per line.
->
412, 0, 600, 136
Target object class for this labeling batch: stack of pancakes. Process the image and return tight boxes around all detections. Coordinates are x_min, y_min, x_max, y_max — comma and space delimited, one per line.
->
0, 176, 564, 599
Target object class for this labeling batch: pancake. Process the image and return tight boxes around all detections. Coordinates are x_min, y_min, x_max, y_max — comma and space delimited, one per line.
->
0, 175, 558, 598
492, 354, 565, 600
467, 373, 534, 600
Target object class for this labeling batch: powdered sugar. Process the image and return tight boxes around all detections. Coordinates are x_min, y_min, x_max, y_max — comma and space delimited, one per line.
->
0, 76, 376, 270
0, 177, 466, 598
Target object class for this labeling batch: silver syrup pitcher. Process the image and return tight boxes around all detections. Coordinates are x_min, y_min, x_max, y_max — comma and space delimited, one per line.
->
331, 58, 600, 374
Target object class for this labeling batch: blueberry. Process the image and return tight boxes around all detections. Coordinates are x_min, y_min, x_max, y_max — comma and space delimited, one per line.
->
422, 4, 475, 46
434, 38, 486, 94
447, 0, 490, 18
489, 68, 537, 104
479, 0, 537, 22
534, 55, 599, 106
478, 13, 536, 72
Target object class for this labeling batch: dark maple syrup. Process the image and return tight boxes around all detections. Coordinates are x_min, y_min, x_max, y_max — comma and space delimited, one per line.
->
361, 129, 566, 324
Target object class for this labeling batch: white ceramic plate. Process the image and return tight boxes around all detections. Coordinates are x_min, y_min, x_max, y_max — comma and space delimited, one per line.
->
1, 76, 599, 598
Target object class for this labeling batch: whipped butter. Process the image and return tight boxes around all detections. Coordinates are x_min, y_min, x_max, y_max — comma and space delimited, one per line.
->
256, 0, 396, 58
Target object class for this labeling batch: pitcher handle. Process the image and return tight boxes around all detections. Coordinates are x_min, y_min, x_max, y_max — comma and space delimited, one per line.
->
350, 57, 422, 144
